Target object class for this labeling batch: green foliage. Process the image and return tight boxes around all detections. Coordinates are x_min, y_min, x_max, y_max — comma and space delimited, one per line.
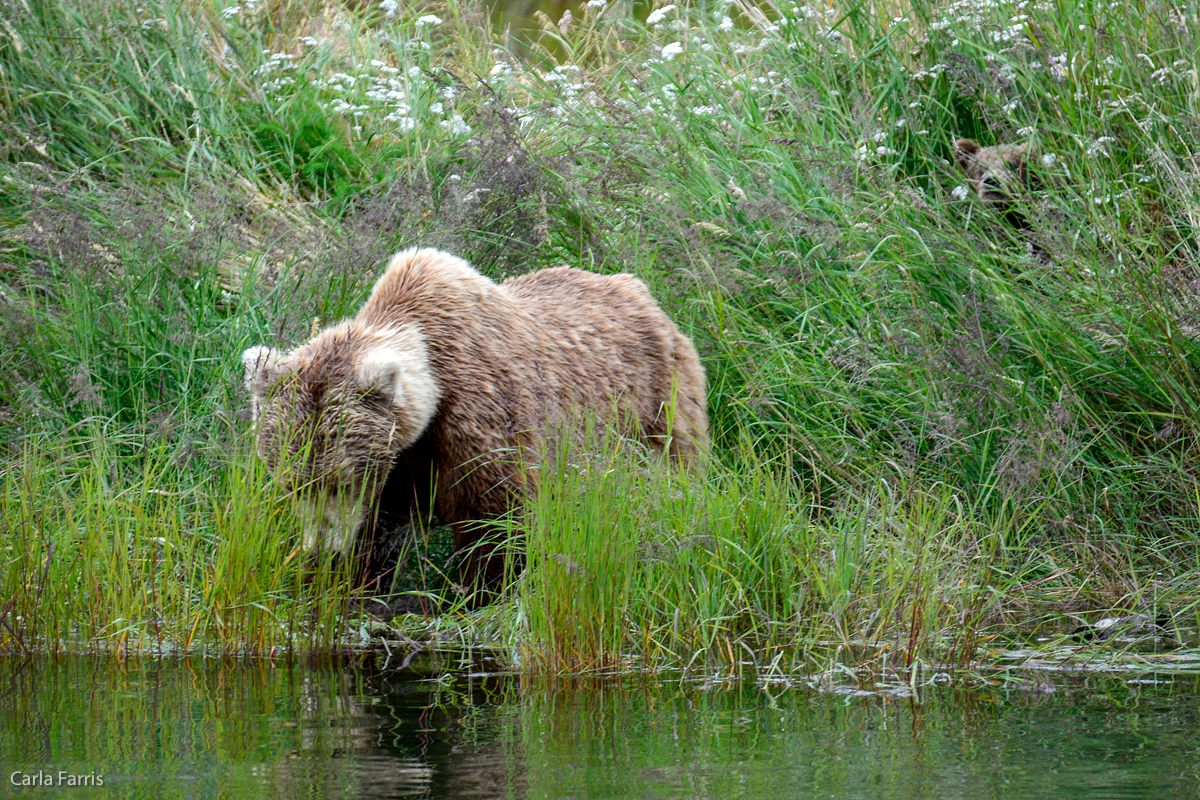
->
0, 433, 354, 655
0, 0, 1198, 664
498, 431, 1048, 673
247, 101, 365, 199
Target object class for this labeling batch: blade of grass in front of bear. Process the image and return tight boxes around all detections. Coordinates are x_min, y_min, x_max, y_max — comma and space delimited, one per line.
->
0, 431, 355, 655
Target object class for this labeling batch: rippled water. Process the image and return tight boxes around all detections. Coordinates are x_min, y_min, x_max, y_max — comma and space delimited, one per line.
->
2, 653, 1198, 799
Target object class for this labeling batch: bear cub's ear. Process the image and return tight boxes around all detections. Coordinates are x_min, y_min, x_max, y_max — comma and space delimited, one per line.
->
953, 138, 981, 168
242, 345, 282, 421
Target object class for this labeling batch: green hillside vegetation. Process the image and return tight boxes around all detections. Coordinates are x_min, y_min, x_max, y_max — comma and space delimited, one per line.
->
1, 0, 1198, 673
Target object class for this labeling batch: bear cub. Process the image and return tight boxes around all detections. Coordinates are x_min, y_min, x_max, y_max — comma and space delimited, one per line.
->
953, 138, 1036, 228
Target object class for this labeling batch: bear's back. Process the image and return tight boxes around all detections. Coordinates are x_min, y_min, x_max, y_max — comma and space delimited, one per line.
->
502, 267, 656, 321
500, 267, 707, 459
500, 268, 676, 373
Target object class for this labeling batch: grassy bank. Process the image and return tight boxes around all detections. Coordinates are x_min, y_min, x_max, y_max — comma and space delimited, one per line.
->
1, 0, 1198, 670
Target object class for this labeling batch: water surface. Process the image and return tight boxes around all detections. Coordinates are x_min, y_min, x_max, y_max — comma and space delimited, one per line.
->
2, 653, 1198, 799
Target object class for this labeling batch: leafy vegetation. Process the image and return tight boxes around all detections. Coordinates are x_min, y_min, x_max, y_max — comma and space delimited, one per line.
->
1, 0, 1198, 670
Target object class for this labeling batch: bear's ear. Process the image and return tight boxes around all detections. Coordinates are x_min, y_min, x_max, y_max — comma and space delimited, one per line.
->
953, 138, 981, 168
357, 348, 406, 405
356, 346, 441, 436
242, 345, 281, 422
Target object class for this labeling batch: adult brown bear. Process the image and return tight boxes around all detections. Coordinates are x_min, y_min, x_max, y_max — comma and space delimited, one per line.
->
243, 248, 708, 594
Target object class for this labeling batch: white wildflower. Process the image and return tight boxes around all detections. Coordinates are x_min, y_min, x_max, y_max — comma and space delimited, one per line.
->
1087, 136, 1115, 158
440, 114, 471, 135
1040, 153, 1058, 167
1049, 54, 1068, 80
951, 185, 970, 200
661, 41, 684, 60
379, 0, 397, 18
416, 14, 443, 26
646, 4, 675, 26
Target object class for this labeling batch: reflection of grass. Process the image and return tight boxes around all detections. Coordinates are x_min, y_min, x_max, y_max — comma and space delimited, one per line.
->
1, 0, 1199, 665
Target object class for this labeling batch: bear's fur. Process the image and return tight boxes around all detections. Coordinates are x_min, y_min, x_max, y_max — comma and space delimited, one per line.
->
953, 138, 1035, 228
243, 247, 708, 591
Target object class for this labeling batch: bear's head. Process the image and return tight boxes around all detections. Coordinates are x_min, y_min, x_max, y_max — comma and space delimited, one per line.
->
242, 322, 440, 556
953, 138, 1032, 208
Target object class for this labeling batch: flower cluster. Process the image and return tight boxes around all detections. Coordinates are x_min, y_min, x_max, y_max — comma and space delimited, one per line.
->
227, 6, 471, 139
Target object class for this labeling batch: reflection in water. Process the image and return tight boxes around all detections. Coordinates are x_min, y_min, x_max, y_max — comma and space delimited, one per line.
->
0, 653, 524, 799
2, 654, 1199, 799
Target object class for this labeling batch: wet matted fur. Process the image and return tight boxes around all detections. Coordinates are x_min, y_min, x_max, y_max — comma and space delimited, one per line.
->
243, 247, 708, 591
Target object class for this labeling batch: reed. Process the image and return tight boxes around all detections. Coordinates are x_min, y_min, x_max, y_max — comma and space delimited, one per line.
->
496, 429, 1050, 674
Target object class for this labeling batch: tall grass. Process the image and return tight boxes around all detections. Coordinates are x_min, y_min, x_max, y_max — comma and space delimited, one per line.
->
1, 0, 1199, 665
502, 432, 1050, 674
0, 432, 355, 655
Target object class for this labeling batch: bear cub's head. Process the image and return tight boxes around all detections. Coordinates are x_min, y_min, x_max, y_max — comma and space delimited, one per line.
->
953, 139, 1034, 224
242, 322, 440, 557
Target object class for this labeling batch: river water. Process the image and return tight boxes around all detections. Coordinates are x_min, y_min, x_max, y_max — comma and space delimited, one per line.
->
2, 653, 1198, 799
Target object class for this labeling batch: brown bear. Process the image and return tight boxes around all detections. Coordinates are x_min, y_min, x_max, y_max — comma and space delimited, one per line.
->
242, 247, 708, 595
953, 138, 1035, 228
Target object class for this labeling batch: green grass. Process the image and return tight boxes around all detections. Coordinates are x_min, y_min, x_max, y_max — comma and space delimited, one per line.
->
1, 0, 1198, 669
0, 431, 354, 655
